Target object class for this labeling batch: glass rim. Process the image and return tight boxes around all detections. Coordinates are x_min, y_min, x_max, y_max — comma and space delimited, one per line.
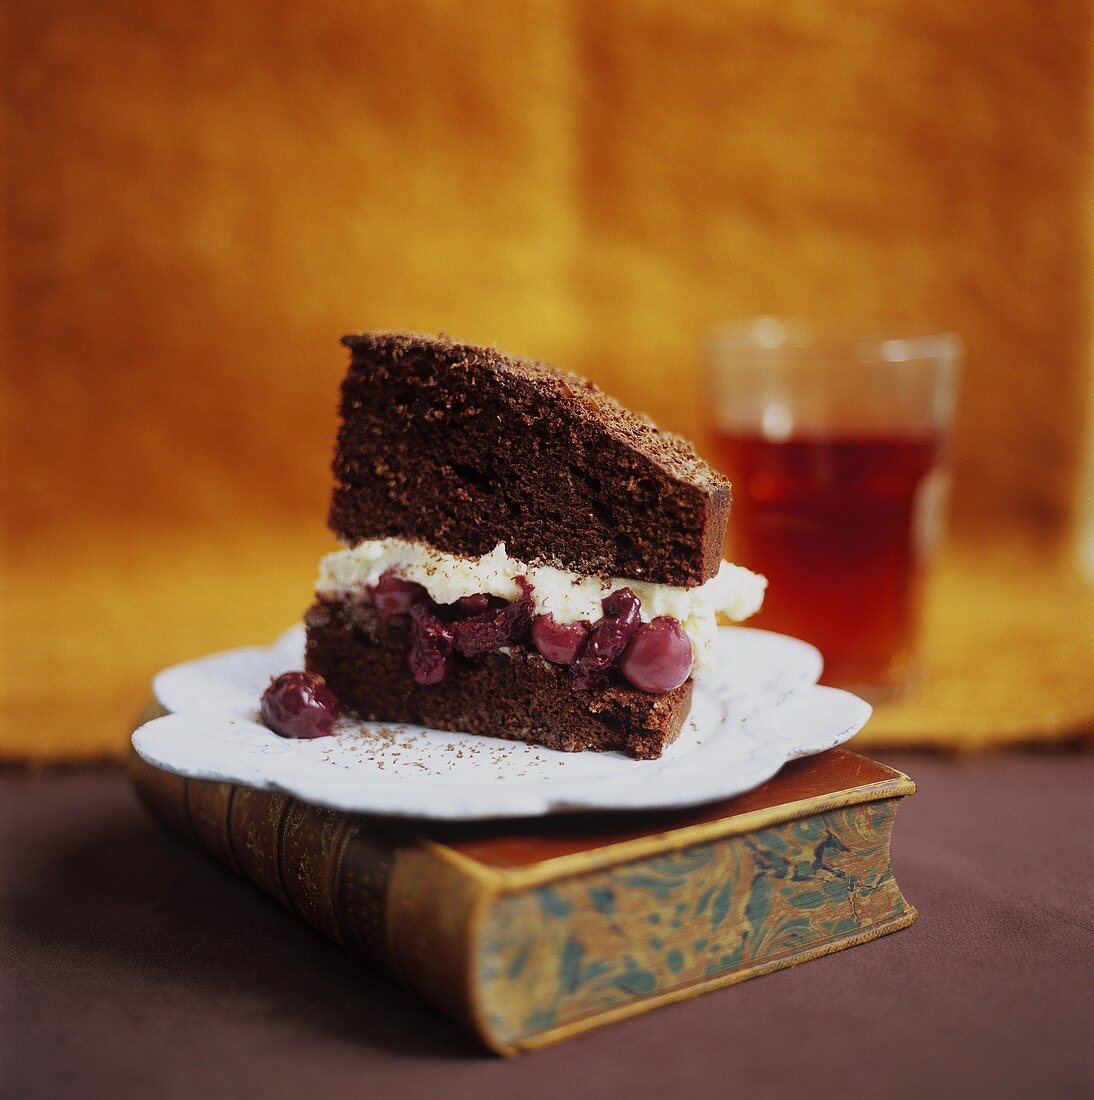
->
708, 317, 963, 365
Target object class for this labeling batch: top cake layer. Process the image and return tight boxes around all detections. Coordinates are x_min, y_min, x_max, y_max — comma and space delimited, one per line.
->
330, 332, 731, 587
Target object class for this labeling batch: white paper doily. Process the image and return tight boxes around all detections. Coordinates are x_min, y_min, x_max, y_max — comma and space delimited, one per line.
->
132, 625, 870, 820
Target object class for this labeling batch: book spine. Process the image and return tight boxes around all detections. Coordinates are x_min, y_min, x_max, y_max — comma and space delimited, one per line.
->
128, 753, 486, 1035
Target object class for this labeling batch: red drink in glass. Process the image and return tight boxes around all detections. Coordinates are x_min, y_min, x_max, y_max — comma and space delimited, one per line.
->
710, 431, 943, 691
704, 319, 960, 700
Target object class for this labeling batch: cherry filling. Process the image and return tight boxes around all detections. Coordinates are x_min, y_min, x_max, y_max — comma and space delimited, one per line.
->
408, 604, 455, 684
619, 616, 694, 693
366, 575, 694, 693
449, 592, 503, 618
371, 571, 428, 620
453, 576, 536, 657
571, 587, 642, 690
531, 615, 591, 665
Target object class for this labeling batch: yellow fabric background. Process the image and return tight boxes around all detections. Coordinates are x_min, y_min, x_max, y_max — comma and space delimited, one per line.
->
3, 1, 1092, 758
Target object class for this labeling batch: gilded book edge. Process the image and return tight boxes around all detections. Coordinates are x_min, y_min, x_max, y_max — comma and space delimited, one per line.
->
508, 908, 918, 1054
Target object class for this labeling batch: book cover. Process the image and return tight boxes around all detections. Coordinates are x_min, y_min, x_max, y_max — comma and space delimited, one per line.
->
131, 744, 916, 1055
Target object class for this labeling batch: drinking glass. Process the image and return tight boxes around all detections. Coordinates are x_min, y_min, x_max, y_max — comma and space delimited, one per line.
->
704, 318, 961, 701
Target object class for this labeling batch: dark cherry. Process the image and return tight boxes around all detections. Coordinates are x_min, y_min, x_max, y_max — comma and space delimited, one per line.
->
260, 671, 340, 739
448, 592, 506, 619
370, 570, 427, 620
531, 614, 591, 665
408, 604, 455, 684
619, 617, 694, 693
572, 587, 642, 691
453, 576, 536, 658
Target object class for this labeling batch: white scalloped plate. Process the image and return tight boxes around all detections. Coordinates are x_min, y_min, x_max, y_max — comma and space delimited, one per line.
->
132, 625, 870, 820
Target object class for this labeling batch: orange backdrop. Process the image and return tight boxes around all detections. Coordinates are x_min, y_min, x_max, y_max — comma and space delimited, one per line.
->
3, 1, 1092, 758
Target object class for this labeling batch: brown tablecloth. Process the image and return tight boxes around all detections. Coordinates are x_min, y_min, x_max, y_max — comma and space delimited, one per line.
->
2, 753, 1091, 1098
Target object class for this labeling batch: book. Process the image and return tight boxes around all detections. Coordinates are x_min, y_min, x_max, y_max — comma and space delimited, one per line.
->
130, 744, 916, 1055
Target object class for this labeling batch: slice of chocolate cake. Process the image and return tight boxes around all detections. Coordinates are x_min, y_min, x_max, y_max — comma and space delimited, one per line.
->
305, 332, 766, 760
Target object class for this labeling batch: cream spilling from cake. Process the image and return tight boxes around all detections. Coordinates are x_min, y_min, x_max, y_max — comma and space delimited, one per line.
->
316, 539, 766, 672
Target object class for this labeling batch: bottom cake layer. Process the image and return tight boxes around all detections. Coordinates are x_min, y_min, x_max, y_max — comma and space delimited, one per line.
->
304, 597, 692, 760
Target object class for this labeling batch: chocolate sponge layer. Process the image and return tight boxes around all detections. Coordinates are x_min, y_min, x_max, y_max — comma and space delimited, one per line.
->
304, 597, 692, 761
330, 332, 731, 588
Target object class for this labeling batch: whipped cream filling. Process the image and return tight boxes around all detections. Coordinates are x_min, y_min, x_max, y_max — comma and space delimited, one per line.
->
317, 539, 766, 674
